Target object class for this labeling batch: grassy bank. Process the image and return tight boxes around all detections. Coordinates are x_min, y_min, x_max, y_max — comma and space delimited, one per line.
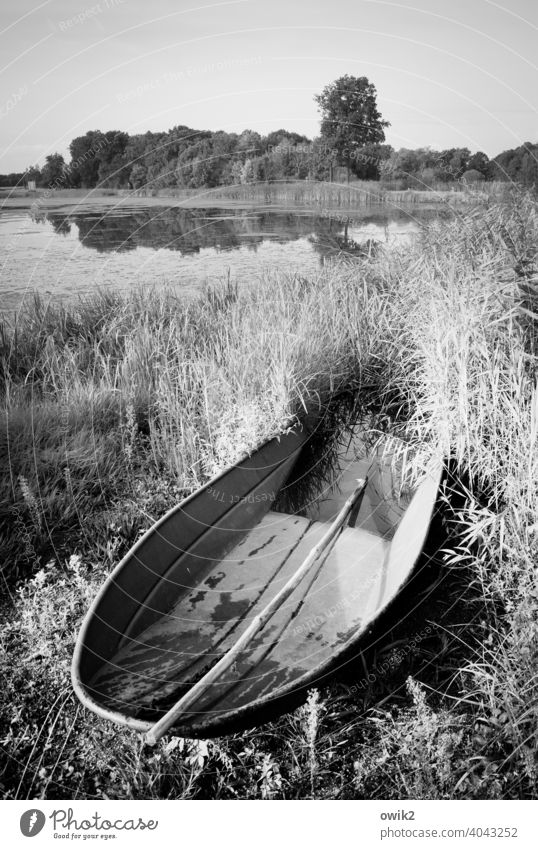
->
1, 194, 537, 799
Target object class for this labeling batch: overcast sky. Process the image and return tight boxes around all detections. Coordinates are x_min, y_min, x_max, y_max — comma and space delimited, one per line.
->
0, 0, 536, 171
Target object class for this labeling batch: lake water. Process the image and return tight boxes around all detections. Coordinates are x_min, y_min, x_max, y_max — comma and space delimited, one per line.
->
0, 204, 450, 313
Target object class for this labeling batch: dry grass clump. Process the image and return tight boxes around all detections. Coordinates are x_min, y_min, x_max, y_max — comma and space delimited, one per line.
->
1, 192, 537, 799
353, 677, 467, 799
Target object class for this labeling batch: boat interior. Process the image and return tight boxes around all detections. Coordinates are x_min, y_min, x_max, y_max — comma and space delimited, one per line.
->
82, 430, 439, 731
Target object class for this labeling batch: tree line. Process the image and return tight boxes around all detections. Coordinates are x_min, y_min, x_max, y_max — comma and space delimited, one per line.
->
2, 76, 537, 190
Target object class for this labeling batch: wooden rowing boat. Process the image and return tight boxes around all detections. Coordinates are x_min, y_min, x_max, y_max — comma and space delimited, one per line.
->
72, 424, 442, 738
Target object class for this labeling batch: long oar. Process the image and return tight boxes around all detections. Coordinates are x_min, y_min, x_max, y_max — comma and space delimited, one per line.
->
145, 477, 368, 745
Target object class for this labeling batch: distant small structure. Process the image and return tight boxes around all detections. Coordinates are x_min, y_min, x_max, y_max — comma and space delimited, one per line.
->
27, 180, 37, 191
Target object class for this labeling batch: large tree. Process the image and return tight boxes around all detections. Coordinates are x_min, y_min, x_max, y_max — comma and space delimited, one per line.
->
467, 151, 492, 180
41, 153, 67, 187
96, 131, 130, 187
69, 131, 105, 187
492, 143, 538, 185
315, 75, 390, 180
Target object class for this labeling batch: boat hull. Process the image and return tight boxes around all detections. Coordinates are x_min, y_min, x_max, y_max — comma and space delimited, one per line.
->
72, 427, 442, 737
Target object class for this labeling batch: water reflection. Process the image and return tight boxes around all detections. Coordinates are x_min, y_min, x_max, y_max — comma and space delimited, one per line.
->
42, 205, 448, 261
1, 204, 452, 311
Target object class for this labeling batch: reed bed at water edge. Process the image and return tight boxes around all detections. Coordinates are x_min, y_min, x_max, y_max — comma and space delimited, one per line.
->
150, 179, 508, 207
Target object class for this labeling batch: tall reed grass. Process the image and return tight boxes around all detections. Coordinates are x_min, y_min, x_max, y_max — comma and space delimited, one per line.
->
0, 268, 391, 584
147, 180, 505, 208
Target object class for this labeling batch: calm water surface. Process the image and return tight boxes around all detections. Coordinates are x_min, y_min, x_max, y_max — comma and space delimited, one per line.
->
0, 205, 450, 313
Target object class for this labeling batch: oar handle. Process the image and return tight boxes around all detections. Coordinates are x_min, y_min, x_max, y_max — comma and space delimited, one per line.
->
145, 478, 368, 745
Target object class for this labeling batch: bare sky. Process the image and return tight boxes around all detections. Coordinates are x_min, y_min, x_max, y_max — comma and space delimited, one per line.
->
0, 0, 536, 171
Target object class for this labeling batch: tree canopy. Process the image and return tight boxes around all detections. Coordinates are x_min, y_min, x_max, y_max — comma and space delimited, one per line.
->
1, 76, 535, 190
315, 75, 390, 177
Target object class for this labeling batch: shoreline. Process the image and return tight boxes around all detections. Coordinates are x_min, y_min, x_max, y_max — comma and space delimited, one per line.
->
0, 185, 483, 215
